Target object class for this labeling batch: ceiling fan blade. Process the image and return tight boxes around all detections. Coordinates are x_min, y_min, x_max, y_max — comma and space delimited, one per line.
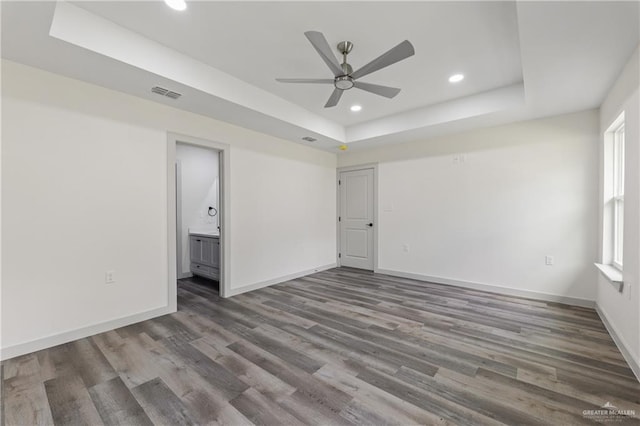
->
304, 31, 344, 77
276, 78, 334, 84
350, 40, 415, 80
353, 81, 401, 98
324, 88, 343, 108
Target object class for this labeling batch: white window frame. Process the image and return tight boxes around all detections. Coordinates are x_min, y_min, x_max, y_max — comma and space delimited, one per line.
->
610, 117, 625, 270
602, 112, 625, 273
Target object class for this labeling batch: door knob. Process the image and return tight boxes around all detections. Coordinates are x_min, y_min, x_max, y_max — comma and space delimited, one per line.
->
367, 223, 373, 227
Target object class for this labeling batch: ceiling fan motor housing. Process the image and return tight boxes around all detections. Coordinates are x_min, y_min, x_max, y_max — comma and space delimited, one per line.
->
340, 62, 353, 76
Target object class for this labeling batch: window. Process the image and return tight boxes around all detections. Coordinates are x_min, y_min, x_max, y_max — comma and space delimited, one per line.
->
611, 118, 625, 269
596, 113, 625, 286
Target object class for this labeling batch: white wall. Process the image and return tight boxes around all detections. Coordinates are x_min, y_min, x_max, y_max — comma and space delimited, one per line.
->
1, 60, 336, 359
176, 144, 219, 276
339, 110, 600, 305
598, 46, 640, 378
229, 147, 337, 290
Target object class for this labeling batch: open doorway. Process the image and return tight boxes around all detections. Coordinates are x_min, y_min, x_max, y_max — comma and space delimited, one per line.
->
176, 143, 221, 293
167, 133, 230, 309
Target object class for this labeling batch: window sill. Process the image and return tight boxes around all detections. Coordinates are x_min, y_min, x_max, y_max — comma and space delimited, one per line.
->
595, 263, 623, 292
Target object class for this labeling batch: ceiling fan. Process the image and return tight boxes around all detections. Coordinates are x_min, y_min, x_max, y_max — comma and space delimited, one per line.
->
276, 31, 415, 108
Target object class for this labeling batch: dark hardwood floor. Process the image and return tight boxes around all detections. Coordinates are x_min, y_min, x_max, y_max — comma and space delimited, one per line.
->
3, 268, 639, 425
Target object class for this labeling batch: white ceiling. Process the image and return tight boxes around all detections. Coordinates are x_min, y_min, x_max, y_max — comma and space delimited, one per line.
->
2, 1, 639, 152
71, 1, 524, 127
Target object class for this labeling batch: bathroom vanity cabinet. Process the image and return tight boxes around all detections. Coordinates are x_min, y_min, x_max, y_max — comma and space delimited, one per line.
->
190, 233, 220, 280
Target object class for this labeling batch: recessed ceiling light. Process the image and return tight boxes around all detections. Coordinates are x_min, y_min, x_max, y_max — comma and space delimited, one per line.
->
165, 0, 187, 11
350, 105, 362, 112
449, 74, 464, 83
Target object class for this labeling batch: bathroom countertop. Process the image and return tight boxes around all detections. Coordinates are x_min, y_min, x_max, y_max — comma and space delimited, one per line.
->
188, 228, 220, 238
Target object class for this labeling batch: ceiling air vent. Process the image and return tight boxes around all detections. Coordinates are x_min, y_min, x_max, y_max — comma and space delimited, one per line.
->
151, 86, 168, 96
151, 86, 182, 100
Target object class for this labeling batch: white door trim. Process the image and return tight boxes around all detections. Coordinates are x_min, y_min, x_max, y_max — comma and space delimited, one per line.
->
337, 163, 379, 271
167, 132, 231, 305
175, 160, 192, 280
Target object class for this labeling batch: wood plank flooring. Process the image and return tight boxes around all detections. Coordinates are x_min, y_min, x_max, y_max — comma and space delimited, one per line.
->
3, 268, 639, 425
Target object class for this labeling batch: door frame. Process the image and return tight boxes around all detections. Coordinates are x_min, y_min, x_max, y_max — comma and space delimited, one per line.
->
336, 163, 379, 271
167, 132, 231, 306
175, 159, 191, 280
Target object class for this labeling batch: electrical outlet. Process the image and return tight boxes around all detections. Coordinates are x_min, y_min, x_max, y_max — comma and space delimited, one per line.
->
105, 270, 115, 284
453, 154, 467, 164
545, 256, 554, 266
402, 244, 410, 253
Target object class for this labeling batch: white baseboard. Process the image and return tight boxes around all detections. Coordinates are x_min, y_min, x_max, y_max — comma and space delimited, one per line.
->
375, 268, 595, 308
225, 263, 337, 297
1, 305, 175, 361
596, 305, 640, 382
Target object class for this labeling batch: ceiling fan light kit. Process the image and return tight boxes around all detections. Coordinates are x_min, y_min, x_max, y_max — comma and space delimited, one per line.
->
335, 76, 354, 90
276, 31, 415, 108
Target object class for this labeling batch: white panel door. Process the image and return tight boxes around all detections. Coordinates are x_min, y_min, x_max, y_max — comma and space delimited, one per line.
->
340, 168, 374, 270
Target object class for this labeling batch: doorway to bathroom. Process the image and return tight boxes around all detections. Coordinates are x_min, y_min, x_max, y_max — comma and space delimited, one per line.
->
167, 133, 230, 306
176, 142, 221, 293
